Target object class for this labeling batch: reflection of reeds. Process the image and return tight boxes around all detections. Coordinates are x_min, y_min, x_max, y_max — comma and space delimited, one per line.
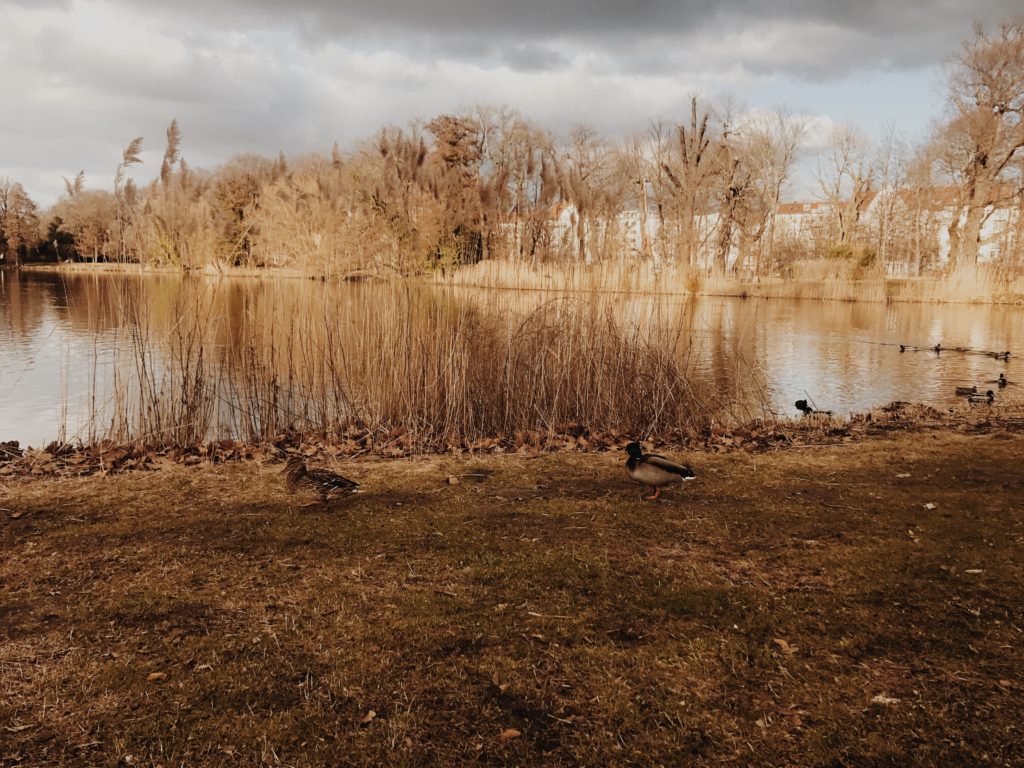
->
72, 279, 753, 450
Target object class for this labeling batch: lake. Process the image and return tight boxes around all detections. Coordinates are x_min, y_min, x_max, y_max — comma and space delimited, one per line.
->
1, 268, 1020, 448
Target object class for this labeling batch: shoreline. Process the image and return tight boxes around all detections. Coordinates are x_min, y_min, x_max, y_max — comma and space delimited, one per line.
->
10, 260, 1024, 305
3, 401, 1022, 479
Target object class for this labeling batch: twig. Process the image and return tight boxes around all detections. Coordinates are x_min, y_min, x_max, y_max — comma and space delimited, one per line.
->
527, 611, 574, 620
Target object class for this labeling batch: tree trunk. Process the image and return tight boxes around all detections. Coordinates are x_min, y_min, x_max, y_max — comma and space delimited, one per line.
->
716, 201, 738, 273
960, 203, 985, 268
946, 213, 962, 271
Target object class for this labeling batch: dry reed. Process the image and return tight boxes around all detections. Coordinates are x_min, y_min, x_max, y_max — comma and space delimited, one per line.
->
72, 278, 751, 451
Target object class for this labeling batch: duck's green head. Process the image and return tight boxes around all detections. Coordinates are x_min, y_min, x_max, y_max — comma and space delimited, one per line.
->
625, 441, 644, 458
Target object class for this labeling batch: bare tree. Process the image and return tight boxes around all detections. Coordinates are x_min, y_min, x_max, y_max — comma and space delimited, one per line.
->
871, 126, 909, 268
662, 96, 718, 266
564, 125, 607, 263
817, 123, 877, 250
741, 108, 808, 273
939, 20, 1024, 269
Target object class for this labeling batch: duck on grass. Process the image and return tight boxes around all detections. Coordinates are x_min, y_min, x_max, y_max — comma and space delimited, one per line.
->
284, 456, 360, 504
624, 441, 696, 500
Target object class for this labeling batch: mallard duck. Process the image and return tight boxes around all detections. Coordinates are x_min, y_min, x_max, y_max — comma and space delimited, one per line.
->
966, 390, 994, 406
998, 372, 1008, 388
899, 344, 906, 353
990, 351, 1010, 361
955, 385, 978, 396
933, 343, 942, 353
624, 441, 695, 500
284, 456, 359, 503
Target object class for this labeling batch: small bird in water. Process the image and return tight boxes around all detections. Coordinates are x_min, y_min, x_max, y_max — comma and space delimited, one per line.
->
990, 351, 1010, 361
795, 399, 833, 417
624, 441, 695, 500
998, 372, 1008, 388
933, 343, 942, 354
966, 390, 995, 406
284, 456, 360, 503
899, 344, 906, 353
955, 385, 978, 396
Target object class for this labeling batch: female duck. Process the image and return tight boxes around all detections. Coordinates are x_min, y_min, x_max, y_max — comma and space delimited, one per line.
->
624, 441, 695, 500
284, 456, 360, 503
966, 390, 995, 406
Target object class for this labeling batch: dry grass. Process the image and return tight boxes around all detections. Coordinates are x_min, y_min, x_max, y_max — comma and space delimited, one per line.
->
2, 428, 1023, 766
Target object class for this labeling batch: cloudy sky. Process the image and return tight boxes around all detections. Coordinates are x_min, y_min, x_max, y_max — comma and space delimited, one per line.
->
0, 0, 1019, 205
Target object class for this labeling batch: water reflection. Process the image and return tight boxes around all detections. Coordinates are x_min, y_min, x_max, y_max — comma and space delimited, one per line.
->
1, 269, 1021, 446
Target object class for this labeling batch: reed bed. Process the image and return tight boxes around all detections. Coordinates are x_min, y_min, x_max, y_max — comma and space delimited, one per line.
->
73, 278, 753, 451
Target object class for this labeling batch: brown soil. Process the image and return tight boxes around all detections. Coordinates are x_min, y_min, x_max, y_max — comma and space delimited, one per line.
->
2, 430, 1023, 766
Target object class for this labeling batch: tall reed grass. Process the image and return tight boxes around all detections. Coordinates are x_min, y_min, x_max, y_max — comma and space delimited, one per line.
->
76, 278, 756, 451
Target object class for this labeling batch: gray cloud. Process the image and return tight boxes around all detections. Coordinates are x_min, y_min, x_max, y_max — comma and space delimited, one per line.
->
0, 0, 1020, 206
119, 0, 1022, 75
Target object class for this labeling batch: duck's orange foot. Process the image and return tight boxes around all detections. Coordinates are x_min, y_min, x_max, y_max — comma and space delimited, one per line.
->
644, 487, 661, 500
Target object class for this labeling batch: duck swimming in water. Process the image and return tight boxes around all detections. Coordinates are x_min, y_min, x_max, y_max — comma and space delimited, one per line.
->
795, 399, 833, 417
998, 372, 1008, 388
966, 390, 995, 406
955, 385, 978, 396
624, 441, 695, 500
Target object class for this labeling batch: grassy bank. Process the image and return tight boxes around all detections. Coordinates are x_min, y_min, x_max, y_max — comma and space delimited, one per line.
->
2, 427, 1022, 766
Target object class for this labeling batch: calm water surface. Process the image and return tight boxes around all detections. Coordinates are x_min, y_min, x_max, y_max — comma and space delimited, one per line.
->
1, 269, 1021, 446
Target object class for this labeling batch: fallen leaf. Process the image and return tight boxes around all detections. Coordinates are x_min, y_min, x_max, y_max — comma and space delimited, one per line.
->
9, 511, 23, 519
772, 637, 795, 654
499, 728, 521, 743
146, 672, 167, 682
998, 679, 1012, 689
446, 475, 460, 485
755, 717, 768, 729
359, 709, 376, 725
923, 502, 937, 510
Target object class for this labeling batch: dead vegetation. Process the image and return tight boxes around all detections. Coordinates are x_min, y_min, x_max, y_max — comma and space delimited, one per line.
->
1, 428, 1023, 766
3, 399, 1022, 481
